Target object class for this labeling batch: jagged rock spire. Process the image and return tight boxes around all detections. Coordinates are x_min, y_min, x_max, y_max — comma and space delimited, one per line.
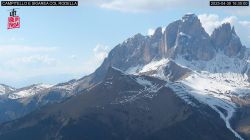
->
211, 23, 244, 56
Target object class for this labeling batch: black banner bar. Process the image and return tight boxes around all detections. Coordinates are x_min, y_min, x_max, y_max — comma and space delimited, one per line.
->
1, 1, 78, 6
210, 1, 249, 6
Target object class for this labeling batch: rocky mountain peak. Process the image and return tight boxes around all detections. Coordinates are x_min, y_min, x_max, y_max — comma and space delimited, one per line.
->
151, 27, 162, 41
179, 14, 209, 38
181, 13, 199, 23
231, 26, 236, 35
123, 33, 146, 47
211, 23, 244, 57
211, 23, 234, 49
80, 14, 248, 92
171, 14, 215, 61
132, 33, 146, 41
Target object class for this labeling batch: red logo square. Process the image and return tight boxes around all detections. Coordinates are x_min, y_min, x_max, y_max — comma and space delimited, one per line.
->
8, 16, 20, 29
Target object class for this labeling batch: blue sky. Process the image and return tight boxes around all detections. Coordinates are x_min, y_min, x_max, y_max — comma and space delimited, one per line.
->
0, 0, 250, 87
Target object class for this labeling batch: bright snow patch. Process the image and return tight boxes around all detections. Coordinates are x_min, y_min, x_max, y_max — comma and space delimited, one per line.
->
126, 65, 142, 75
137, 53, 249, 140
140, 59, 169, 73
136, 77, 152, 87
54, 82, 78, 91
178, 73, 245, 140
175, 52, 248, 73
8, 84, 53, 99
125, 59, 169, 77
0, 85, 15, 95
112, 77, 162, 104
0, 85, 5, 95
179, 32, 191, 39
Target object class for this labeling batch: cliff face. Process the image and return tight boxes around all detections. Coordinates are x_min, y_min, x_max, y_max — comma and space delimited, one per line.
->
211, 23, 244, 57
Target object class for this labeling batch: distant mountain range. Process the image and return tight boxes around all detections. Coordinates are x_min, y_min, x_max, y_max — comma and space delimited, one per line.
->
0, 13, 250, 140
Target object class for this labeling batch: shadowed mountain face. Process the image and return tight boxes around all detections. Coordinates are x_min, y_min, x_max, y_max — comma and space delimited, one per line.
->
0, 68, 237, 140
0, 13, 250, 140
211, 23, 244, 57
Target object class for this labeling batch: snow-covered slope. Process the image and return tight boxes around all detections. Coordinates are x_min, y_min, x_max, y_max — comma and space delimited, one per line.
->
0, 80, 81, 124
139, 59, 169, 73
126, 59, 169, 79
127, 53, 250, 140
168, 73, 245, 140
0, 84, 15, 96
175, 52, 249, 73
0, 85, 5, 95
7, 84, 53, 100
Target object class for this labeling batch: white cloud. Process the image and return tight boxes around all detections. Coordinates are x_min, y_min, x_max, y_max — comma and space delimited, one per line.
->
222, 16, 237, 25
99, 0, 195, 12
147, 28, 155, 36
81, 0, 250, 15
198, 14, 250, 47
225, 7, 250, 16
239, 21, 250, 28
198, 14, 221, 35
0, 45, 59, 85
0, 45, 58, 67
0, 35, 26, 44
93, 44, 110, 64
0, 44, 109, 87
198, 14, 237, 35
0, 45, 57, 55
10, 37, 25, 42
7, 55, 56, 66
70, 54, 77, 59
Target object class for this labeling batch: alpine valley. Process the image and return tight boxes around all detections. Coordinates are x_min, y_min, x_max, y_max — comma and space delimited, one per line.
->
0, 14, 250, 140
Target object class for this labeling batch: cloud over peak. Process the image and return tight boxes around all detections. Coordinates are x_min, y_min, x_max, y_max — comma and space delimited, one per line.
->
93, 44, 110, 63
198, 14, 250, 47
198, 14, 237, 35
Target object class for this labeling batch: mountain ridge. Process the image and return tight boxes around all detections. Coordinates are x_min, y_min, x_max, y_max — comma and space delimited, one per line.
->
0, 67, 238, 140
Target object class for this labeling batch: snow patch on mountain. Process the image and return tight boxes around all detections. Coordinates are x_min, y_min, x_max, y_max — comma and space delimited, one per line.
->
0, 84, 15, 96
168, 78, 243, 139
135, 77, 152, 87
129, 54, 249, 140
175, 52, 248, 73
140, 59, 169, 73
8, 84, 53, 99
112, 76, 163, 104
125, 59, 169, 76
53, 82, 78, 91
112, 83, 162, 104
179, 73, 244, 140
0, 85, 5, 95
179, 32, 191, 39
166, 82, 196, 106
184, 73, 250, 98
126, 65, 142, 74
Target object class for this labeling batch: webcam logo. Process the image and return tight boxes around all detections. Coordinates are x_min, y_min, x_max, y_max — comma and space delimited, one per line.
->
8, 8, 20, 30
